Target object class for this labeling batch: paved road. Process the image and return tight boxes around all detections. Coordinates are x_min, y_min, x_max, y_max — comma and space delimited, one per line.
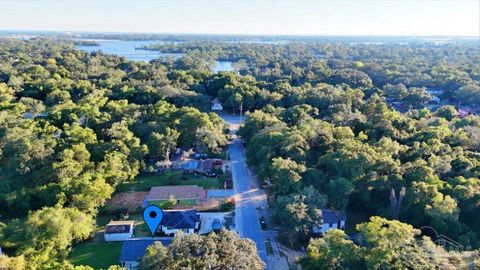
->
220, 114, 269, 268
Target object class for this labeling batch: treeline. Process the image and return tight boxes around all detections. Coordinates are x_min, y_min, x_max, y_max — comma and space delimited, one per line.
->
145, 41, 480, 105
0, 36, 479, 269
0, 39, 226, 268
239, 94, 480, 246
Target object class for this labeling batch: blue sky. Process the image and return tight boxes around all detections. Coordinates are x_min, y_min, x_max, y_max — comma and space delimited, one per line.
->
1, 0, 479, 36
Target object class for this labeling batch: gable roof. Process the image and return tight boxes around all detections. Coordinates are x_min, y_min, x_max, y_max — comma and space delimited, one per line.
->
147, 185, 206, 201
119, 239, 171, 262
321, 209, 346, 224
160, 210, 200, 229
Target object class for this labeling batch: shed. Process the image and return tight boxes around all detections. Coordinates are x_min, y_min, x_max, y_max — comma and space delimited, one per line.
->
104, 220, 135, 241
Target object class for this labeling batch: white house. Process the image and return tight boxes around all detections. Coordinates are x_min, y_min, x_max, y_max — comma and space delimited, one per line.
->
211, 98, 223, 111
104, 220, 135, 241
312, 209, 346, 236
158, 210, 200, 236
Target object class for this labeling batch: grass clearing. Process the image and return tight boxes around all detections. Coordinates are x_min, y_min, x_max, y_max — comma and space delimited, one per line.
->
69, 241, 122, 269
117, 171, 223, 192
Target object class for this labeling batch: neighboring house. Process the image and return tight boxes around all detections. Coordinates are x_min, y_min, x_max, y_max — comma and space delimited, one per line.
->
145, 185, 207, 207
119, 239, 171, 270
158, 209, 201, 236
104, 220, 135, 241
211, 98, 223, 111
312, 209, 346, 236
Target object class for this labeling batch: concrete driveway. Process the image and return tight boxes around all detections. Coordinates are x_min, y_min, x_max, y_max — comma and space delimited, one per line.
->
198, 212, 229, 234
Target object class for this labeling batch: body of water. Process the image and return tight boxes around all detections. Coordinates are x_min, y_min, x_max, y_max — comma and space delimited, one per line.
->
76, 39, 235, 72
76, 39, 184, 62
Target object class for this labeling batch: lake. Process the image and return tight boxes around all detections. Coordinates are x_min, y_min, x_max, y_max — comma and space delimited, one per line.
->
76, 39, 234, 72
76, 39, 183, 62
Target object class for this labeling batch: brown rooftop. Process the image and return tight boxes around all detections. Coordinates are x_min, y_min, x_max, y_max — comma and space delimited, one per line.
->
147, 185, 206, 201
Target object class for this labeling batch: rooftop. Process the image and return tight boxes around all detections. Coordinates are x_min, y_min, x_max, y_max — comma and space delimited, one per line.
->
147, 185, 206, 201
160, 209, 200, 229
119, 239, 171, 262
105, 220, 135, 234
321, 209, 346, 224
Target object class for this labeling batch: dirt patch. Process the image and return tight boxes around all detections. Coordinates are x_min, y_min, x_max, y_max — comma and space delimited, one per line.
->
196, 198, 222, 211
106, 192, 148, 211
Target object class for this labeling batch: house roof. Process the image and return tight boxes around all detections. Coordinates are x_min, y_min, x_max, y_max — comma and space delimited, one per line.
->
105, 220, 135, 234
321, 209, 346, 224
119, 239, 171, 262
147, 185, 206, 201
107, 220, 135, 226
160, 210, 200, 229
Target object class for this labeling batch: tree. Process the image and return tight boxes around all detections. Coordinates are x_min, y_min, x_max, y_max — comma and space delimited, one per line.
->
139, 231, 264, 270
147, 128, 179, 161
326, 177, 354, 210
356, 216, 434, 269
435, 105, 458, 121
22, 207, 94, 268
303, 229, 363, 270
270, 157, 306, 195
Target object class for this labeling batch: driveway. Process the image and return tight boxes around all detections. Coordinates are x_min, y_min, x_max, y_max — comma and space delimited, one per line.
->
198, 212, 229, 234
221, 114, 270, 268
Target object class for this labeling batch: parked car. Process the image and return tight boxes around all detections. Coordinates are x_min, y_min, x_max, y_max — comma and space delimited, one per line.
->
212, 219, 222, 232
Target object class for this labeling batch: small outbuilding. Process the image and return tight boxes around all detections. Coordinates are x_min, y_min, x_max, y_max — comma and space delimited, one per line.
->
104, 220, 135, 241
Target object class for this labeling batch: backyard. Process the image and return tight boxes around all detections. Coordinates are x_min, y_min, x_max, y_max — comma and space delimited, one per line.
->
68, 241, 123, 269
117, 171, 224, 192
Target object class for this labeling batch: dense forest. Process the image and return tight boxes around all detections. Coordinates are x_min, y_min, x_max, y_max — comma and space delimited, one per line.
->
0, 38, 227, 269
0, 36, 479, 269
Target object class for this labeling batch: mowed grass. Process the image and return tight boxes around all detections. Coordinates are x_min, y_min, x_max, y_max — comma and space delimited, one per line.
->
69, 241, 123, 269
117, 171, 223, 192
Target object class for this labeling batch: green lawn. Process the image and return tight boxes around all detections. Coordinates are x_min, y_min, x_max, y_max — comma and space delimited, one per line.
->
117, 171, 223, 192
69, 241, 123, 269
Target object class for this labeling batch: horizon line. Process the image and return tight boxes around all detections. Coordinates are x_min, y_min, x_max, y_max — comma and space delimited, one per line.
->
1, 29, 479, 39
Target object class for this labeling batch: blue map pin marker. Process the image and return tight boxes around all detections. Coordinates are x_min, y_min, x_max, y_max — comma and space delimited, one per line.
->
143, 205, 163, 237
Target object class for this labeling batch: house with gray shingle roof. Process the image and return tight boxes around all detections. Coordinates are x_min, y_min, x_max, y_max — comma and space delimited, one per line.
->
158, 209, 200, 236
